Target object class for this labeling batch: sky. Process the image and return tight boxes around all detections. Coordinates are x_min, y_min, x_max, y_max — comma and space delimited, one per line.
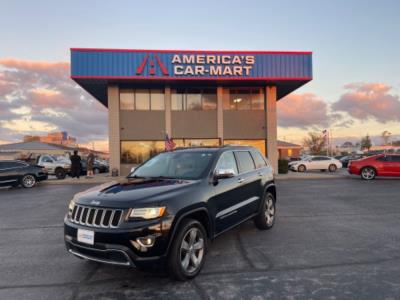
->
0, 0, 400, 151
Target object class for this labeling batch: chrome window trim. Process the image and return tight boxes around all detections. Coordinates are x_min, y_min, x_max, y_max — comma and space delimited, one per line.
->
216, 196, 259, 218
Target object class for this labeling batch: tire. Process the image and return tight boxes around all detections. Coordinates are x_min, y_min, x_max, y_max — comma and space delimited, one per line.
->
167, 219, 207, 281
298, 164, 306, 172
21, 174, 36, 188
93, 168, 100, 175
55, 168, 66, 180
328, 164, 337, 172
361, 167, 376, 180
254, 192, 276, 230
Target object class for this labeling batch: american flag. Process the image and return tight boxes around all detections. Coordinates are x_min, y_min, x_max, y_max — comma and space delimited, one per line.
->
165, 134, 176, 151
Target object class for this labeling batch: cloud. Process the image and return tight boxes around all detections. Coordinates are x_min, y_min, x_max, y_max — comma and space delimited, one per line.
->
0, 117, 58, 132
0, 58, 69, 79
0, 58, 108, 144
278, 93, 329, 129
332, 82, 400, 123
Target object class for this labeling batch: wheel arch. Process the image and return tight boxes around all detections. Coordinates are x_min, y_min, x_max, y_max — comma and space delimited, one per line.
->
265, 182, 276, 201
361, 165, 378, 176
167, 207, 212, 253
298, 164, 306, 171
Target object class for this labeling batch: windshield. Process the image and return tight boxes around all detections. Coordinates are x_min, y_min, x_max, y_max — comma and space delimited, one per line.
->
129, 151, 216, 180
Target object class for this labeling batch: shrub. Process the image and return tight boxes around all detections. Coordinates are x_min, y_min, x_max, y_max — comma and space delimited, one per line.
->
278, 159, 289, 174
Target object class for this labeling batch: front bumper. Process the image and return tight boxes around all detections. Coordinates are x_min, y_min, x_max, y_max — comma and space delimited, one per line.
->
64, 217, 170, 268
37, 173, 48, 182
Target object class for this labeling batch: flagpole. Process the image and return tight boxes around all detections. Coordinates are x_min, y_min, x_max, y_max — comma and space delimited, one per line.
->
326, 131, 329, 156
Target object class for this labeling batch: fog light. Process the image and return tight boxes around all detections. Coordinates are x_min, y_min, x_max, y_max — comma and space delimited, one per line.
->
137, 236, 155, 247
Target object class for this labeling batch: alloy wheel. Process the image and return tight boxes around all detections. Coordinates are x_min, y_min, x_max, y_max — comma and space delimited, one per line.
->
23, 175, 36, 188
362, 168, 375, 180
180, 227, 204, 274
265, 196, 275, 226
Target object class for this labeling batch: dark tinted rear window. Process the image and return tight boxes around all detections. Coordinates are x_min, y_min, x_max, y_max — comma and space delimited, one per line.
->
235, 151, 255, 173
251, 151, 267, 169
389, 156, 400, 162
0, 161, 25, 169
376, 156, 388, 161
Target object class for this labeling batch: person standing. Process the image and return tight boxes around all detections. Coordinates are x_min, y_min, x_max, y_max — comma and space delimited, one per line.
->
86, 152, 95, 178
70, 150, 81, 179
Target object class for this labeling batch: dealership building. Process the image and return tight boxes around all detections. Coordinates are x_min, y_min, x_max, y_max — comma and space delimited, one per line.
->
71, 48, 312, 175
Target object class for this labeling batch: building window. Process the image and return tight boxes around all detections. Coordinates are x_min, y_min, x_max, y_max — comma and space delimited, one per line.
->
120, 89, 165, 111
174, 139, 220, 148
171, 88, 217, 111
224, 88, 264, 110
120, 89, 134, 110
121, 139, 221, 164
223, 140, 266, 156
150, 89, 165, 110
121, 141, 165, 164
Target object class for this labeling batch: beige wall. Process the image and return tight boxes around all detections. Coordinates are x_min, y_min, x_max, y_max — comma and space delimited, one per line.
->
112, 84, 278, 176
223, 111, 266, 139
171, 111, 218, 138
120, 111, 165, 140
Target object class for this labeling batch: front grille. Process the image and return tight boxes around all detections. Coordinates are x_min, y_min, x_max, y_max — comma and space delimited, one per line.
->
71, 205, 123, 228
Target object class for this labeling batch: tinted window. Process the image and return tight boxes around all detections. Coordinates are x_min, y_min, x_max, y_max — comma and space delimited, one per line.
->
251, 151, 267, 169
216, 152, 238, 175
42, 156, 53, 163
235, 151, 255, 173
389, 156, 400, 162
376, 156, 388, 161
1, 161, 24, 169
313, 157, 329, 161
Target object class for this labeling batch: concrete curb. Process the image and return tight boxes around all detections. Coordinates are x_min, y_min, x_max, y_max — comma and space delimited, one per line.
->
276, 174, 349, 180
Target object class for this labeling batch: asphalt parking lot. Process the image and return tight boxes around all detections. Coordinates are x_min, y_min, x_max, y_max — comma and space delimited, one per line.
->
1, 178, 400, 299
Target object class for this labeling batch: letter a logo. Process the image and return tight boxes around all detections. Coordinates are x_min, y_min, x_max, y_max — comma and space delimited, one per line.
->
136, 54, 169, 76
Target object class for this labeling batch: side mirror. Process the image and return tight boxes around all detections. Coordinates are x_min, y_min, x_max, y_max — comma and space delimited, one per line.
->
214, 168, 235, 180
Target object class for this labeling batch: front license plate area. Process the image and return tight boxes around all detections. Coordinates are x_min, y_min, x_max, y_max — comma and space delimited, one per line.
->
77, 229, 94, 245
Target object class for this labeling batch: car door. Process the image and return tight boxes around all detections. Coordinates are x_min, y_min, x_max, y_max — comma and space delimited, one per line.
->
307, 157, 320, 170
39, 155, 55, 173
231, 151, 261, 222
210, 151, 243, 234
386, 155, 400, 176
391, 156, 400, 176
0, 161, 21, 186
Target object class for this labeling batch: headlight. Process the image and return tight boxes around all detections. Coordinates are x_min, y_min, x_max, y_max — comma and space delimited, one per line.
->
129, 207, 166, 219
68, 200, 75, 217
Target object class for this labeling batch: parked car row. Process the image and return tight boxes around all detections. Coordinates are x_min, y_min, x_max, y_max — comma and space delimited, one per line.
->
36, 155, 109, 179
287, 153, 400, 180
0, 160, 48, 188
288, 156, 342, 172
348, 154, 400, 180
0, 155, 110, 188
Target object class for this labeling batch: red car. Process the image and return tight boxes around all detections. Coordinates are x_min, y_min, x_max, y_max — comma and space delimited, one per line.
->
348, 154, 400, 180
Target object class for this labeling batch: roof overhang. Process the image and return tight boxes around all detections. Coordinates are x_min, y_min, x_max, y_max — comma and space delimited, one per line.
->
71, 48, 313, 107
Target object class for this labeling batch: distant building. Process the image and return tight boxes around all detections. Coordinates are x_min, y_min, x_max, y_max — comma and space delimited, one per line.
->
23, 131, 77, 146
277, 140, 302, 159
0, 141, 109, 161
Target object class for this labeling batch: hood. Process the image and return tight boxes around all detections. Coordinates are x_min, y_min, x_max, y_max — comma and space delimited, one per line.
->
74, 177, 199, 208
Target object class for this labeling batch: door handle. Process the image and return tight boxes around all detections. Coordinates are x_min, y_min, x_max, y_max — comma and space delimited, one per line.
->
257, 172, 263, 177
238, 178, 246, 183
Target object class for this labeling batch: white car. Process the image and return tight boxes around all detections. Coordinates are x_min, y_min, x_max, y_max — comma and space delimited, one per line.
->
289, 156, 342, 172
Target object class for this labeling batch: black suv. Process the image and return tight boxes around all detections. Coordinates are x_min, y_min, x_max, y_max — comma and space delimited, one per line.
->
64, 146, 276, 280
0, 160, 48, 188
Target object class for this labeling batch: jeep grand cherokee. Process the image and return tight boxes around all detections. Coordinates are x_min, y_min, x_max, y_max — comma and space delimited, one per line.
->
64, 146, 276, 280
